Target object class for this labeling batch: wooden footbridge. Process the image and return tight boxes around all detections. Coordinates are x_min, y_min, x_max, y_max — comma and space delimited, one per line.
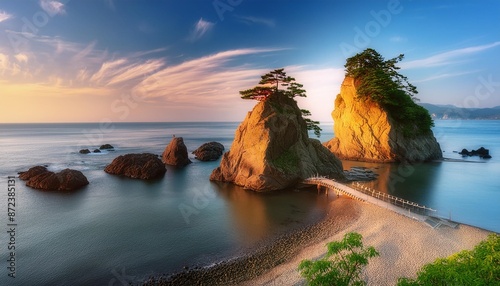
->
303, 177, 456, 228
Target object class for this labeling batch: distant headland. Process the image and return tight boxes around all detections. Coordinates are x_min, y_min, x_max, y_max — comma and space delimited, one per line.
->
420, 103, 500, 120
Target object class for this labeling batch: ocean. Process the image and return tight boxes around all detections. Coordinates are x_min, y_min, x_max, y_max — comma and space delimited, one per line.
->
0, 120, 499, 285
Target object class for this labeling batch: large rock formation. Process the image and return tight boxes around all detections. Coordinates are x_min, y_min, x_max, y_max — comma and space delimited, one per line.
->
19, 166, 89, 191
105, 153, 166, 180
193, 142, 225, 161
324, 77, 442, 162
162, 137, 192, 167
210, 93, 344, 192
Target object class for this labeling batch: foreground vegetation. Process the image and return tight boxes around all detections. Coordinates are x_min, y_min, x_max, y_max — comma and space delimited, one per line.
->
398, 233, 500, 285
299, 232, 379, 286
299, 233, 499, 286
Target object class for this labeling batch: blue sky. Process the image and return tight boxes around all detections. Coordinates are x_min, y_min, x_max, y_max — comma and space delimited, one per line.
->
0, 0, 499, 123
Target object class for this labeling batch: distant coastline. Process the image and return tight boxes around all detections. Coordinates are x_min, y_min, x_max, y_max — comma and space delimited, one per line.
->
420, 103, 500, 120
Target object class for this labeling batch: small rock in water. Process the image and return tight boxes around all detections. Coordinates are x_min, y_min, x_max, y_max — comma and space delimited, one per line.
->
100, 144, 114, 150
93, 149, 101, 153
192, 142, 225, 161
105, 153, 166, 180
79, 149, 91, 154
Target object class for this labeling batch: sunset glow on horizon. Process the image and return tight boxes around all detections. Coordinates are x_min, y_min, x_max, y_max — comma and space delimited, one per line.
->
1, 0, 499, 123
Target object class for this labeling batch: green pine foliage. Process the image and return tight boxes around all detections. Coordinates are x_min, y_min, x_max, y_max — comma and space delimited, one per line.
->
345, 48, 434, 137
299, 232, 379, 286
240, 68, 322, 137
398, 233, 500, 286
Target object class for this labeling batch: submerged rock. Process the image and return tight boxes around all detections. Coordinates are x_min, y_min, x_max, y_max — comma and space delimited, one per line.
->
344, 167, 378, 181
210, 93, 344, 192
324, 77, 442, 162
192, 142, 225, 161
162, 137, 192, 167
105, 153, 166, 180
19, 166, 89, 191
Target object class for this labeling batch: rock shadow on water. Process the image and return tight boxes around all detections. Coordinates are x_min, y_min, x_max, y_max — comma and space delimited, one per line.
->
212, 181, 333, 246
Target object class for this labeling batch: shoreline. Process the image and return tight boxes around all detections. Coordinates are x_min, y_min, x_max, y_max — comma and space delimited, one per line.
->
246, 199, 492, 286
143, 197, 362, 285
144, 196, 492, 285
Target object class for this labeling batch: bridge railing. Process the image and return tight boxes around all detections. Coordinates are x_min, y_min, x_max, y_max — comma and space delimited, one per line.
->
303, 177, 436, 217
351, 182, 436, 216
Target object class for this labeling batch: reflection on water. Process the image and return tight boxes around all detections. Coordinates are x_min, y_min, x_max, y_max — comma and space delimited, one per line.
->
214, 183, 333, 246
342, 160, 439, 205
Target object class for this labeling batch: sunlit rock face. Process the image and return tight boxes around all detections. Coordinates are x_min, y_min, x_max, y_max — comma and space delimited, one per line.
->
324, 77, 442, 163
162, 137, 192, 168
210, 93, 344, 192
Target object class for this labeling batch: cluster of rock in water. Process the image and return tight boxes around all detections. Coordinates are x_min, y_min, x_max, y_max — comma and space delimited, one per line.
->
19, 139, 225, 191
79, 143, 115, 154
19, 166, 89, 191
458, 147, 492, 159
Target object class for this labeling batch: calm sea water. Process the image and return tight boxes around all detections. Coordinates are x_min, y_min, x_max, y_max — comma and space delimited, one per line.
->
0, 120, 499, 285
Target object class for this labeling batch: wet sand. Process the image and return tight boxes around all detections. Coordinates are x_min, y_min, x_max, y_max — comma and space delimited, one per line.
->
143, 197, 491, 285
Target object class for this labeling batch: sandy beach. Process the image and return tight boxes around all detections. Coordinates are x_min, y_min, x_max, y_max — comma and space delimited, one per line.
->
244, 197, 492, 286
144, 196, 492, 285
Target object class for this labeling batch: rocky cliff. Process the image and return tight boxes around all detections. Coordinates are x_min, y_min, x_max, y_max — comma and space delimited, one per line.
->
324, 77, 442, 162
210, 93, 344, 192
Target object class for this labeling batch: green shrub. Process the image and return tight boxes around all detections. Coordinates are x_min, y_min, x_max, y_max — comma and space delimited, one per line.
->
299, 232, 379, 286
273, 149, 300, 173
398, 233, 500, 286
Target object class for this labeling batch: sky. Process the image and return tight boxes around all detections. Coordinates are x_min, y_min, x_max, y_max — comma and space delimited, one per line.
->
0, 0, 499, 123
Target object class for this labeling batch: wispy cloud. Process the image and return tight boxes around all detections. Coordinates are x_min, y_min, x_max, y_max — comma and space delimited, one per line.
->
401, 42, 500, 69
0, 52, 31, 77
235, 15, 275, 27
133, 48, 284, 105
0, 30, 287, 118
189, 18, 215, 41
40, 0, 66, 16
14, 53, 29, 63
106, 59, 164, 86
412, 70, 480, 83
0, 10, 13, 23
